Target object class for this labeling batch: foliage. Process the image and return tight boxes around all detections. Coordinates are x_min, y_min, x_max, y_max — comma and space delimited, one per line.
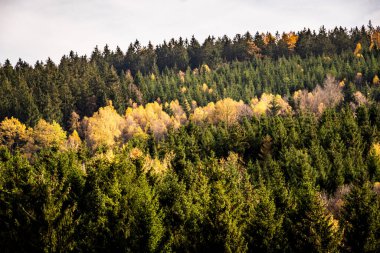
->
1, 23, 380, 252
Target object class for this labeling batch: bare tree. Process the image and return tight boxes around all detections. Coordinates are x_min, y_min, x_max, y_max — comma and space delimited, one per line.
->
294, 75, 343, 115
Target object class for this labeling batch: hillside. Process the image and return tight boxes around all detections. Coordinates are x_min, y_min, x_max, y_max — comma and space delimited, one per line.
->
1, 25, 380, 252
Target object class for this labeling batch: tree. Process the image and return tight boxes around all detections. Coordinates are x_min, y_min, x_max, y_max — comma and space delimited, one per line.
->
30, 119, 67, 151
188, 36, 202, 68
287, 183, 342, 252
76, 158, 164, 252
66, 130, 81, 150
293, 75, 343, 115
0, 117, 29, 151
341, 182, 380, 252
82, 101, 125, 151
246, 185, 283, 252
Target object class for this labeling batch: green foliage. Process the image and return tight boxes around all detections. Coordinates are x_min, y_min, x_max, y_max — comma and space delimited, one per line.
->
287, 188, 342, 252
1, 25, 380, 128
1, 23, 380, 252
340, 182, 380, 252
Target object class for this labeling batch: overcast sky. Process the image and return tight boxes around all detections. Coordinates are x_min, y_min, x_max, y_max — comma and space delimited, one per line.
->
0, 0, 379, 64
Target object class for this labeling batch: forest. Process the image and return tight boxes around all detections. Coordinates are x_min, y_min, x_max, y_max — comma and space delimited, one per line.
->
1, 24, 380, 252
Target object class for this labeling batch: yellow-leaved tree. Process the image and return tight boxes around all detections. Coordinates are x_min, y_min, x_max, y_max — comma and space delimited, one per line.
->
251, 94, 271, 116
190, 102, 215, 125
31, 119, 67, 150
353, 42, 362, 57
124, 102, 173, 140
262, 33, 276, 45
0, 117, 29, 151
191, 95, 290, 125
282, 32, 298, 51
190, 98, 253, 126
251, 93, 291, 117
214, 98, 245, 127
142, 151, 174, 177
373, 75, 380, 85
200, 64, 211, 74
370, 30, 380, 51
169, 100, 187, 128
82, 101, 126, 151
66, 130, 81, 150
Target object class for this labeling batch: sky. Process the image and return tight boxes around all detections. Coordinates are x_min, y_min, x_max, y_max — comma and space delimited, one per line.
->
0, 0, 379, 65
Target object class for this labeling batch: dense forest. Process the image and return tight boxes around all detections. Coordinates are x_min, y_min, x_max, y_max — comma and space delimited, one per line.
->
1, 24, 380, 252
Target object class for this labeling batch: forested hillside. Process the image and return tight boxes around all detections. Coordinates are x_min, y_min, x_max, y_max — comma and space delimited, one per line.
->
1, 24, 380, 252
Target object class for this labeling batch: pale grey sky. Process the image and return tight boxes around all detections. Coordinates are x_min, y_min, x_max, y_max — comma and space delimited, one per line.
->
0, 0, 379, 64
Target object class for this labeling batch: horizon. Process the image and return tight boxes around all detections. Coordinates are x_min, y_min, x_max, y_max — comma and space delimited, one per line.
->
1, 0, 379, 65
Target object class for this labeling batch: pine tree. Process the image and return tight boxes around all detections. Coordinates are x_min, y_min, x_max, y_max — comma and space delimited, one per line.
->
341, 182, 380, 252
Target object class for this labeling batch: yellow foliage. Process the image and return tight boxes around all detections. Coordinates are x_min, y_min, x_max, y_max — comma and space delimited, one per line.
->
202, 83, 208, 92
191, 100, 197, 110
178, 71, 185, 83
251, 97, 268, 116
190, 102, 216, 124
191, 107, 208, 124
83, 104, 125, 150
373, 75, 380, 85
274, 94, 292, 115
203, 101, 216, 120
150, 73, 156, 81
214, 98, 242, 126
0, 117, 29, 150
262, 33, 275, 45
191, 98, 254, 126
371, 143, 380, 157
282, 32, 298, 50
124, 101, 174, 139
32, 119, 67, 150
293, 90, 301, 100
67, 130, 81, 150
374, 182, 380, 194
251, 93, 271, 116
129, 147, 143, 160
180, 87, 187, 93
170, 100, 187, 125
251, 93, 291, 116
353, 42, 362, 56
250, 97, 259, 105
201, 64, 211, 73
94, 149, 115, 163
339, 80, 345, 87
123, 121, 148, 140
194, 93, 291, 122
142, 152, 174, 176
329, 216, 340, 233
183, 99, 191, 113
370, 31, 380, 50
